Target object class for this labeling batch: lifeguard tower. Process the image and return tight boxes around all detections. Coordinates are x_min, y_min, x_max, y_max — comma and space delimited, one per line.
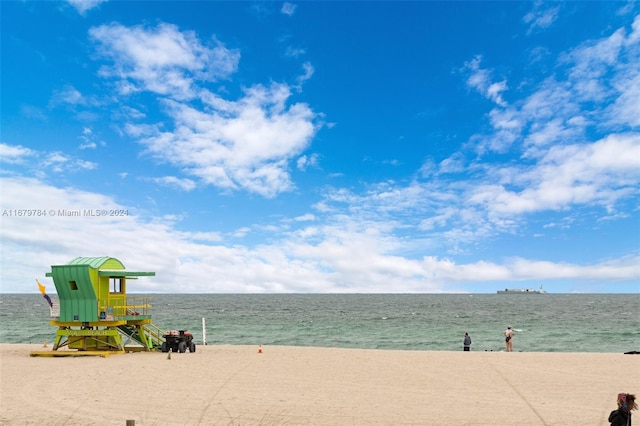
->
32, 257, 165, 356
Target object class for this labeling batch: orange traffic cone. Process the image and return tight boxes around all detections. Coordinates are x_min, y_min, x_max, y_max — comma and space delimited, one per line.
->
258, 345, 263, 354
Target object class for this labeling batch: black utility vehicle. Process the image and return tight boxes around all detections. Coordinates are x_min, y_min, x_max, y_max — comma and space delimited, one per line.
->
161, 330, 196, 353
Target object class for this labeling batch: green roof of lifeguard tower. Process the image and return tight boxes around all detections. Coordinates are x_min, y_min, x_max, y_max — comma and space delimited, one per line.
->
66, 256, 125, 269
61, 257, 155, 277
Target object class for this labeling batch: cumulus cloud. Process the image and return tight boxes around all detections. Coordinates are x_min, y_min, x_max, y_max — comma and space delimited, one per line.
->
0, 177, 433, 292
89, 23, 240, 100
414, 130, 638, 241
468, 133, 640, 215
127, 83, 317, 197
91, 22, 318, 197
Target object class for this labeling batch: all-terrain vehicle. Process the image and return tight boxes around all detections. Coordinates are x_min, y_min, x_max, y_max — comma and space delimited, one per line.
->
161, 330, 196, 353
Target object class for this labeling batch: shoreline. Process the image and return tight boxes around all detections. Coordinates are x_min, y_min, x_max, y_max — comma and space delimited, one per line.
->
1, 340, 637, 354
1, 344, 639, 425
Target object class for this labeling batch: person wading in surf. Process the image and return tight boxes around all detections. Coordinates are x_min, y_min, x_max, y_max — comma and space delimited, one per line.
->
463, 332, 471, 351
504, 325, 514, 352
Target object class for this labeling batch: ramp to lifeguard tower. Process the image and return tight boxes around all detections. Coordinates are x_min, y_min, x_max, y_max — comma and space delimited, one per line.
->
117, 321, 165, 351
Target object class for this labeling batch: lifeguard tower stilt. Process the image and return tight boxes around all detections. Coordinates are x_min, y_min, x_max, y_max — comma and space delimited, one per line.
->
31, 257, 165, 357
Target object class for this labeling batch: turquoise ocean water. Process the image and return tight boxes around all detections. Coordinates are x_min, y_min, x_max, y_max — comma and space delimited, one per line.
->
0, 293, 638, 353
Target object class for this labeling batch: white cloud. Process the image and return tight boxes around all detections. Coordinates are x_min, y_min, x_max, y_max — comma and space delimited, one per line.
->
78, 127, 101, 150
606, 16, 640, 127
607, 72, 640, 127
470, 133, 640, 216
285, 46, 306, 57
281, 2, 297, 16
79, 141, 97, 150
0, 143, 35, 164
437, 154, 465, 174
89, 23, 240, 100
523, 2, 560, 34
482, 107, 523, 152
422, 255, 640, 282
296, 62, 315, 89
617, 1, 637, 16
294, 213, 316, 222
1, 143, 97, 174
464, 55, 508, 106
90, 22, 318, 198
49, 85, 87, 107
130, 83, 317, 198
316, 128, 639, 248
151, 176, 197, 191
2, 175, 639, 293
231, 227, 251, 238
297, 153, 319, 170
42, 152, 97, 173
418, 208, 456, 231
67, 0, 107, 15
471, 15, 640, 157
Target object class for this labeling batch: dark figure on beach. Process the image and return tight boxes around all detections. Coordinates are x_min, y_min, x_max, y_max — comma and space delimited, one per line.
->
609, 393, 637, 426
504, 325, 514, 352
463, 333, 471, 351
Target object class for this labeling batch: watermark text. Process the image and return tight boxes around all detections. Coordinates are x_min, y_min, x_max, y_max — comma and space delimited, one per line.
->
2, 209, 130, 217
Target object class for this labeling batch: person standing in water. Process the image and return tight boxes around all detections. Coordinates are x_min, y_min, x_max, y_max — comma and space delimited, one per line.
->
504, 325, 514, 352
463, 332, 472, 351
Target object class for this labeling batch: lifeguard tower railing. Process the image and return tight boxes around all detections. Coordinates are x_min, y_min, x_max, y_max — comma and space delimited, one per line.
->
47, 295, 165, 351
48, 296, 155, 321
97, 295, 166, 348
97, 295, 152, 320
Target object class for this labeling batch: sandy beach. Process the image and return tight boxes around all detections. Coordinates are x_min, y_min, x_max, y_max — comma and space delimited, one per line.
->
0, 344, 638, 425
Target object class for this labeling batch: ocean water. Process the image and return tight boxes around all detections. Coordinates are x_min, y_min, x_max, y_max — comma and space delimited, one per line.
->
0, 293, 638, 353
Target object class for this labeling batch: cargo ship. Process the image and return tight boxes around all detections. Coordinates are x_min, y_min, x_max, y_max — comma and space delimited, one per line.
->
497, 286, 547, 294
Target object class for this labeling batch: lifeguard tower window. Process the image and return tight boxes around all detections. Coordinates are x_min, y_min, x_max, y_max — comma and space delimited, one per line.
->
69, 281, 78, 291
110, 277, 124, 294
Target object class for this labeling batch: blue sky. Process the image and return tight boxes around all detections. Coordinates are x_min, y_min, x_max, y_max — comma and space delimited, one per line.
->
1, 1, 639, 293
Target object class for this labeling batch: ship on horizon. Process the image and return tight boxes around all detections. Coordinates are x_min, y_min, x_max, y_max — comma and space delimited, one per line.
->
497, 285, 547, 294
